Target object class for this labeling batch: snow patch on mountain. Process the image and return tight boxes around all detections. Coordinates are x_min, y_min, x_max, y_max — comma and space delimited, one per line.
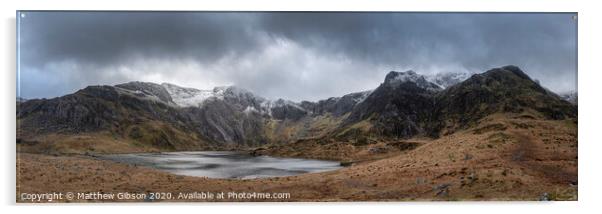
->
243, 106, 259, 114
112, 82, 174, 105
162, 83, 218, 107
161, 83, 298, 117
257, 98, 307, 117
426, 72, 471, 89
351, 90, 373, 104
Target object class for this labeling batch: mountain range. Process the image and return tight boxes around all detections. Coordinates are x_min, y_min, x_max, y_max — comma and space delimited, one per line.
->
16, 65, 576, 154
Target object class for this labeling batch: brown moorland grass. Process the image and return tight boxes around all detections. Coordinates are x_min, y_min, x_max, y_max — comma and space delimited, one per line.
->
16, 113, 577, 202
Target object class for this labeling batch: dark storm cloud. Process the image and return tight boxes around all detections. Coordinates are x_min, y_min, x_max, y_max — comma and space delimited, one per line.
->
17, 12, 577, 101
20, 12, 264, 66
258, 13, 576, 74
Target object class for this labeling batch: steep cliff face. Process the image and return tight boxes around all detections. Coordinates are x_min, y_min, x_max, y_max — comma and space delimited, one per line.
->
17, 84, 209, 151
300, 91, 372, 117
341, 71, 439, 139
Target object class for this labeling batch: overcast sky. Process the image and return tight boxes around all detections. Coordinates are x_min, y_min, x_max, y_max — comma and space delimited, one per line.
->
17, 12, 577, 101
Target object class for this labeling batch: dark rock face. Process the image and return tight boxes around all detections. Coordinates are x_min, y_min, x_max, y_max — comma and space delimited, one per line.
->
17, 85, 198, 136
301, 91, 371, 117
204, 88, 271, 145
384, 70, 442, 92
17, 86, 122, 133
269, 99, 308, 121
219, 86, 267, 111
344, 78, 438, 139
182, 99, 267, 145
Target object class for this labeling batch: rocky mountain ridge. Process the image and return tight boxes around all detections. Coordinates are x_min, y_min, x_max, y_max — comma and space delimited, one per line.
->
17, 65, 576, 153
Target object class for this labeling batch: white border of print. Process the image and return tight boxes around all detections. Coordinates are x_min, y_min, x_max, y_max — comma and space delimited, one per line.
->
1, 0, 600, 214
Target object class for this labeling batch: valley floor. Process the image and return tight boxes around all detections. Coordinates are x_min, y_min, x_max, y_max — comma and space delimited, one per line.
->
16, 114, 577, 202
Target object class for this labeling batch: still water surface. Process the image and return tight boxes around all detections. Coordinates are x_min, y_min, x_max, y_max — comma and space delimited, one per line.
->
101, 151, 342, 179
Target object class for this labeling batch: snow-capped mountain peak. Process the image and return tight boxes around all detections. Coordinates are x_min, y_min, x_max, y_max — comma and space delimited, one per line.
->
161, 83, 270, 110
384, 70, 442, 92
387, 70, 421, 83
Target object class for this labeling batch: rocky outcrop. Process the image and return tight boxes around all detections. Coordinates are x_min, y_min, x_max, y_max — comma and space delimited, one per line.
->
343, 71, 439, 139
384, 70, 442, 92
301, 91, 371, 117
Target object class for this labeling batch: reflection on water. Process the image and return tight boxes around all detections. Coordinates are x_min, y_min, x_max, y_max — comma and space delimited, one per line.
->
100, 151, 342, 179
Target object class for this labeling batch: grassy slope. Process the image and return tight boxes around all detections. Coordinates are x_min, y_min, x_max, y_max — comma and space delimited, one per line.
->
17, 120, 213, 155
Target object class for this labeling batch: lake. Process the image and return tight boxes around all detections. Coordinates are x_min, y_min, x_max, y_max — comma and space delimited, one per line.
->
100, 151, 342, 179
